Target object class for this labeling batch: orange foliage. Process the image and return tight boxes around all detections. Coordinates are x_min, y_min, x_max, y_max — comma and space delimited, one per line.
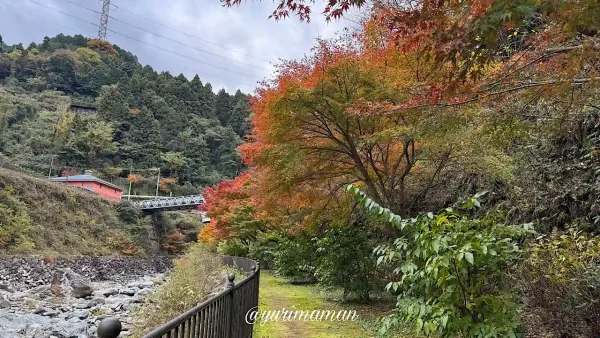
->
198, 172, 258, 244
127, 174, 140, 183
159, 177, 178, 192
87, 39, 117, 55
164, 229, 187, 254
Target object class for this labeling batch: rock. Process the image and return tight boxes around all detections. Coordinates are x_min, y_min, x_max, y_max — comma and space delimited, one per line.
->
100, 288, 118, 297
90, 297, 106, 306
73, 301, 91, 309
0, 295, 10, 309
0, 283, 13, 292
64, 269, 93, 299
119, 288, 137, 296
49, 270, 65, 297
42, 309, 60, 317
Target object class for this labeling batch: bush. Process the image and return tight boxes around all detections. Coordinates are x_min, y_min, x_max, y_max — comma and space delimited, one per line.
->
132, 245, 224, 334
315, 226, 377, 302
273, 232, 318, 283
349, 185, 534, 338
217, 238, 250, 257
247, 231, 280, 269
520, 229, 600, 337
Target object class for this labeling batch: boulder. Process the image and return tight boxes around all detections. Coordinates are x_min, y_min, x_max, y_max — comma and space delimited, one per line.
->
50, 269, 93, 299
0, 295, 10, 309
64, 269, 93, 299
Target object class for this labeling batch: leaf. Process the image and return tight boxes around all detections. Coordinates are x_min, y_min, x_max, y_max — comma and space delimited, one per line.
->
465, 252, 474, 264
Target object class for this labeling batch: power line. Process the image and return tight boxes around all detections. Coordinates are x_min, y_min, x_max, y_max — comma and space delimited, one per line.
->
110, 0, 273, 64
62, 0, 270, 72
0, 0, 96, 37
98, 0, 110, 40
22, 0, 262, 81
1, 0, 256, 88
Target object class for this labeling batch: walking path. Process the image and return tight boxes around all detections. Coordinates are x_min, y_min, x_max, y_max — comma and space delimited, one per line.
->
253, 271, 393, 338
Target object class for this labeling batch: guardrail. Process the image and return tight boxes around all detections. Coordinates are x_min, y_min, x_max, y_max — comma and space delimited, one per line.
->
97, 256, 260, 338
133, 195, 206, 210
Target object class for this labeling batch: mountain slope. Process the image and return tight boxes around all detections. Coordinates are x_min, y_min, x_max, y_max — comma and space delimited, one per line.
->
0, 34, 252, 192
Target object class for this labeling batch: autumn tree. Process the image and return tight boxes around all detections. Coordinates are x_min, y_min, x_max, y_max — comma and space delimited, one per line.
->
243, 38, 513, 226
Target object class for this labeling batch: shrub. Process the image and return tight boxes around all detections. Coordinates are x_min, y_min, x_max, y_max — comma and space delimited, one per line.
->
348, 185, 534, 338
132, 245, 224, 335
315, 226, 377, 302
247, 231, 280, 269
520, 229, 600, 337
217, 238, 250, 257
273, 232, 318, 283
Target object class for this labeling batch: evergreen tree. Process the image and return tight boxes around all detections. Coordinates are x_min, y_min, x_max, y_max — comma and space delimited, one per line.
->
214, 89, 232, 126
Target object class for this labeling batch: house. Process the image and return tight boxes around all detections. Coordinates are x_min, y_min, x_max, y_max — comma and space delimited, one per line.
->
69, 104, 97, 116
49, 170, 123, 201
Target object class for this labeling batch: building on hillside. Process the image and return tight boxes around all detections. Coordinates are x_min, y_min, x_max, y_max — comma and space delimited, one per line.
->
49, 170, 122, 201
69, 104, 97, 116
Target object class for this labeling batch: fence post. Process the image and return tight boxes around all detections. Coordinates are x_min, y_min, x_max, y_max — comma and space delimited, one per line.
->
226, 273, 236, 338
97, 317, 122, 338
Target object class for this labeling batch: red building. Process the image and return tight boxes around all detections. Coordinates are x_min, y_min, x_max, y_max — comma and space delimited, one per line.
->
49, 170, 123, 201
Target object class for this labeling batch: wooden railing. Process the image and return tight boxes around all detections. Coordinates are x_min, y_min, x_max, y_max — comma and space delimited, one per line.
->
97, 256, 260, 338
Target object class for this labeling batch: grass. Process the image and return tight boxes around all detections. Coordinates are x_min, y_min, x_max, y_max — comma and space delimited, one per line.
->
131, 245, 224, 336
0, 168, 145, 255
254, 270, 411, 338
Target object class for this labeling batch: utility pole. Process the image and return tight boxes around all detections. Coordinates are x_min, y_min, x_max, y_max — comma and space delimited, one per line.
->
127, 165, 133, 201
98, 0, 111, 40
155, 168, 160, 197
48, 155, 55, 178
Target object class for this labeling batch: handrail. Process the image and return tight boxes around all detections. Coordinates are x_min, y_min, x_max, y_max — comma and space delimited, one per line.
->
97, 256, 260, 338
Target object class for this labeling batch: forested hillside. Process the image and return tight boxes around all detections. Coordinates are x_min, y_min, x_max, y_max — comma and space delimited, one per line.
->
0, 33, 250, 193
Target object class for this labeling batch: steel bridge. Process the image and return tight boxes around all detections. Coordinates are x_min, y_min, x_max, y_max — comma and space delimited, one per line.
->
132, 195, 205, 211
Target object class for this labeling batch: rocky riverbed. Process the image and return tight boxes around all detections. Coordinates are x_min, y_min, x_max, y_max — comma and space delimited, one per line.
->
0, 272, 165, 338
0, 256, 174, 338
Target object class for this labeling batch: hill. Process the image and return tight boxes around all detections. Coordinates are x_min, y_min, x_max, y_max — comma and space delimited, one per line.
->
0, 168, 145, 255
0, 33, 251, 193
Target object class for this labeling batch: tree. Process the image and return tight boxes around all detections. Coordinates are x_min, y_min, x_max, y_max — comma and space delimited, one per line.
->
242, 39, 511, 226
214, 89, 232, 126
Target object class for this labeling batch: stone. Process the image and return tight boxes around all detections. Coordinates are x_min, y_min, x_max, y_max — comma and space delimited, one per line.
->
0, 295, 10, 309
64, 269, 93, 299
73, 301, 91, 309
100, 288, 118, 297
119, 288, 137, 296
42, 309, 60, 317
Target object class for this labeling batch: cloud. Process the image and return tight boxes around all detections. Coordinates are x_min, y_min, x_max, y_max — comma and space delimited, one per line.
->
0, 0, 351, 93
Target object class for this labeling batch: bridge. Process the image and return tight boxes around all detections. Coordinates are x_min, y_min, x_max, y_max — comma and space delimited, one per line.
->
132, 195, 206, 212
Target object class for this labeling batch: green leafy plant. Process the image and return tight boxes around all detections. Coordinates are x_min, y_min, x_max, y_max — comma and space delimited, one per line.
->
520, 229, 600, 337
273, 232, 318, 284
315, 226, 378, 302
347, 184, 534, 338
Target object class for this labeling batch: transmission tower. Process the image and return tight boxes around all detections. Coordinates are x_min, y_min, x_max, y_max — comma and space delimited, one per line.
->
98, 0, 111, 40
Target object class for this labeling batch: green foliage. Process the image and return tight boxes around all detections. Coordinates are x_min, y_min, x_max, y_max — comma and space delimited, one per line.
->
217, 238, 250, 257
315, 226, 378, 302
117, 201, 142, 224
0, 184, 36, 253
273, 232, 318, 284
0, 168, 145, 255
347, 184, 534, 338
519, 230, 600, 337
0, 33, 252, 191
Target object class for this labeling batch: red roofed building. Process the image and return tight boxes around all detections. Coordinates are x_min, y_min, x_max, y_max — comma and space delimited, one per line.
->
49, 170, 123, 201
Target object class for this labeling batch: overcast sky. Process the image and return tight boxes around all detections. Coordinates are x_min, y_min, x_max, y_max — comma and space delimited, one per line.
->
0, 0, 353, 93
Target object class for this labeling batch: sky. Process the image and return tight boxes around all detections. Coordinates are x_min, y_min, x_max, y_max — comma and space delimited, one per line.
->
0, 0, 355, 93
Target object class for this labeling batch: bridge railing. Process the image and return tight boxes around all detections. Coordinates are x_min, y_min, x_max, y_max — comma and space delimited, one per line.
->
97, 256, 260, 338
134, 194, 206, 210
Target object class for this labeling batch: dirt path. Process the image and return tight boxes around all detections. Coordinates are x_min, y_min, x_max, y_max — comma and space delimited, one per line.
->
252, 271, 380, 338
